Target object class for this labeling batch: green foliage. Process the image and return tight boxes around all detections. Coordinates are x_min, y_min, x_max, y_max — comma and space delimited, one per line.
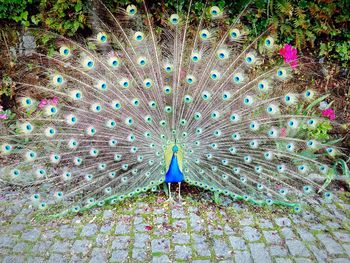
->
0, 0, 349, 65
0, 0, 32, 26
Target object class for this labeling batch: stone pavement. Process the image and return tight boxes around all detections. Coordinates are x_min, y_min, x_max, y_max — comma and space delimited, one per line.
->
0, 189, 349, 263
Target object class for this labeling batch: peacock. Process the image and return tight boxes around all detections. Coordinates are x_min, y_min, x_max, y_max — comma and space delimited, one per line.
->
0, 1, 345, 217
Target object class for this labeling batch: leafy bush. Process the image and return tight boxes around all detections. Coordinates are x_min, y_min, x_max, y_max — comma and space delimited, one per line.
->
0, 0, 349, 65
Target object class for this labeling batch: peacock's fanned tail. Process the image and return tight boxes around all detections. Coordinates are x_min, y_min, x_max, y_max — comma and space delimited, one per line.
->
0, 2, 344, 216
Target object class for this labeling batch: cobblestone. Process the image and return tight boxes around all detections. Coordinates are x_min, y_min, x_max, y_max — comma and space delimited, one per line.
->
0, 191, 349, 262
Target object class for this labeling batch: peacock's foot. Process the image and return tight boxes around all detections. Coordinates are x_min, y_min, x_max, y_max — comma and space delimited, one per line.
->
166, 197, 175, 204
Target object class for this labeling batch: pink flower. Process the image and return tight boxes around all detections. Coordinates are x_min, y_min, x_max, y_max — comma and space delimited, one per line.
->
50, 97, 59, 105
279, 44, 298, 69
322, 108, 335, 121
38, 99, 48, 109
0, 114, 8, 120
280, 127, 287, 137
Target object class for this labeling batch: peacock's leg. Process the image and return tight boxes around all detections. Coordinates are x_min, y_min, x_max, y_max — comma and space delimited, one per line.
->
167, 183, 173, 201
178, 182, 182, 200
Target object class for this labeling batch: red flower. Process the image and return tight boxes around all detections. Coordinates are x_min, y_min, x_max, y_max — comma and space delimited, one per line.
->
321, 108, 335, 121
145, 225, 153, 231
279, 44, 298, 69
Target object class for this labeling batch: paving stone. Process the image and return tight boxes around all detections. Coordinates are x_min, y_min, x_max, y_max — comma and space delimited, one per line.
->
115, 223, 131, 235
295, 258, 313, 263
275, 258, 293, 263
112, 236, 130, 250
234, 250, 252, 263
27, 257, 45, 263
0, 236, 14, 248
286, 240, 310, 257
249, 243, 272, 263
194, 242, 211, 257
259, 219, 274, 229
51, 240, 70, 253
132, 248, 148, 261
240, 216, 254, 226
3, 256, 25, 263
342, 244, 350, 257
48, 254, 67, 263
22, 229, 41, 241
90, 248, 106, 263
317, 234, 344, 255
172, 207, 186, 219
152, 255, 170, 263
310, 245, 328, 263
32, 241, 51, 254
192, 260, 211, 263
154, 215, 168, 224
208, 225, 224, 236
72, 239, 91, 254
332, 258, 350, 263
263, 230, 282, 244
224, 224, 234, 235
229, 235, 246, 250
110, 250, 128, 262
134, 233, 150, 248
100, 224, 112, 233
213, 239, 232, 258
190, 213, 204, 232
174, 245, 192, 260
297, 228, 315, 242
172, 233, 190, 244
81, 224, 97, 237
333, 232, 350, 243
270, 245, 288, 256
275, 217, 291, 227
151, 238, 170, 253
172, 220, 187, 231
103, 210, 113, 220
243, 226, 261, 242
281, 227, 296, 239
13, 242, 28, 253
59, 225, 77, 239
96, 234, 109, 247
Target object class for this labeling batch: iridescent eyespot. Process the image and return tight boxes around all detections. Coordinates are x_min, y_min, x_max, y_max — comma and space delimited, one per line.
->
59, 46, 71, 57
217, 48, 228, 60
210, 6, 221, 17
86, 126, 96, 136
83, 58, 94, 69
229, 28, 240, 40
186, 75, 196, 84
134, 32, 144, 42
126, 5, 137, 16
202, 91, 211, 101
21, 97, 33, 107
191, 52, 201, 62
143, 78, 153, 89
230, 113, 240, 123
163, 85, 172, 94
199, 29, 210, 40
264, 36, 274, 48
125, 117, 134, 126
184, 95, 193, 103
119, 78, 130, 88
164, 63, 173, 73
243, 95, 253, 105
52, 74, 64, 86
91, 103, 102, 113
276, 68, 287, 79
109, 57, 120, 68
210, 70, 220, 80
257, 80, 269, 92
233, 73, 244, 84
304, 89, 315, 100
169, 14, 179, 25
245, 53, 255, 64
137, 56, 147, 66
97, 32, 108, 43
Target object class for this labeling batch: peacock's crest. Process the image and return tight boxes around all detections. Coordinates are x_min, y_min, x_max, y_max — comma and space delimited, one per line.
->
0, 2, 344, 216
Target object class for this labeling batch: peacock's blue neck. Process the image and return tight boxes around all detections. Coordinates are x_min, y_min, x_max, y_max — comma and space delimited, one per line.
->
165, 145, 184, 183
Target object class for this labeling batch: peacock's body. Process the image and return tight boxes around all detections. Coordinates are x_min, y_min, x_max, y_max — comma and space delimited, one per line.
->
0, 2, 343, 216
